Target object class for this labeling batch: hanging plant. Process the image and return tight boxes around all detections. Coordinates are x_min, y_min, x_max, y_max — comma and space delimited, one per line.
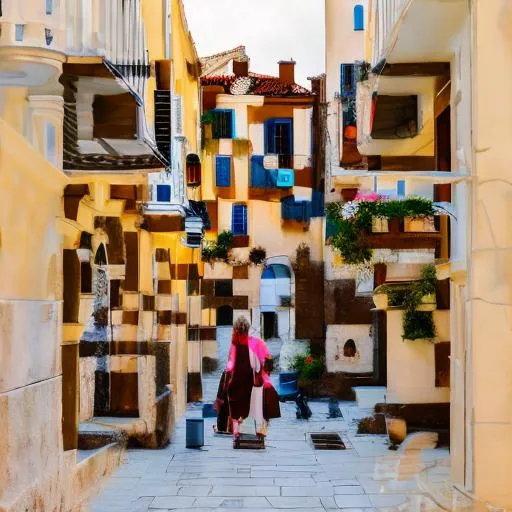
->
249, 246, 266, 266
201, 229, 234, 264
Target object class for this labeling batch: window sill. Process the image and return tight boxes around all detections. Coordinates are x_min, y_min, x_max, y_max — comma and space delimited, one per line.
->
231, 235, 250, 248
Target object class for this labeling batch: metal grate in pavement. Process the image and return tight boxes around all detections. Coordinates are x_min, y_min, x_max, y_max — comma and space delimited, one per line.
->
310, 432, 346, 450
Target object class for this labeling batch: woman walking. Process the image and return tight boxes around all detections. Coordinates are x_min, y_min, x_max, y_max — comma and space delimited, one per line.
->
220, 316, 280, 447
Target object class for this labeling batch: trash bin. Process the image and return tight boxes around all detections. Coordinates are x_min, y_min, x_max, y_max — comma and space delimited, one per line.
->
186, 418, 204, 448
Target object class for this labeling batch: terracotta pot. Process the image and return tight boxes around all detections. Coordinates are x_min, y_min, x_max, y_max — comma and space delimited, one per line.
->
341, 188, 358, 202
344, 125, 357, 141
386, 417, 407, 445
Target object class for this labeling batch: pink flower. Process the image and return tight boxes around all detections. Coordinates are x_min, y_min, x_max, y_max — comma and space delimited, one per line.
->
355, 192, 382, 202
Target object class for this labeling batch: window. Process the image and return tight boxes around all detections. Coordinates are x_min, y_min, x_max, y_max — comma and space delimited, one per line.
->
215, 155, 231, 187
231, 204, 247, 235
214, 280, 233, 297
340, 64, 356, 99
371, 95, 418, 139
15, 24, 24, 42
354, 5, 364, 31
211, 109, 234, 139
46, 0, 53, 15
397, 180, 406, 197
264, 118, 293, 161
45, 121, 57, 164
45, 28, 53, 46
156, 184, 171, 202
343, 339, 357, 358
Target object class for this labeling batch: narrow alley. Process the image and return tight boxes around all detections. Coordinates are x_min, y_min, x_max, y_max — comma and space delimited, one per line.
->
88, 399, 452, 512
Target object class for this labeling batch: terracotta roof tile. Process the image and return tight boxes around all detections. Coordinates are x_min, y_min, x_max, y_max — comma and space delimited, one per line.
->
201, 73, 312, 97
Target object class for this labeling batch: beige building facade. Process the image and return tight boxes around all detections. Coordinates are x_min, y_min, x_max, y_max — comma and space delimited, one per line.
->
357, 0, 512, 507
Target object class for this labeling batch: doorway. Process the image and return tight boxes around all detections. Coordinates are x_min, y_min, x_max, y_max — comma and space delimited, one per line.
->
216, 305, 233, 326
262, 312, 277, 340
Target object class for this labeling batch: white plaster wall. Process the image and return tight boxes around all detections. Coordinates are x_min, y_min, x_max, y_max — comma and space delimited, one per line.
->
386, 309, 450, 404
79, 356, 96, 421
326, 324, 373, 374
249, 123, 264, 155
0, 378, 64, 509
0, 300, 61, 393
325, 0, 368, 101
293, 107, 312, 169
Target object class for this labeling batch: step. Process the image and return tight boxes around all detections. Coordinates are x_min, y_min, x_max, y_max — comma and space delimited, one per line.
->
352, 386, 387, 410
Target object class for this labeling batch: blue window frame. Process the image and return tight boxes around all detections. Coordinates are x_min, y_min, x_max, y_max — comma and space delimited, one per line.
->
157, 184, 171, 202
396, 180, 406, 197
216, 155, 231, 187
354, 5, 364, 31
340, 64, 357, 99
15, 24, 24, 41
264, 118, 293, 156
211, 109, 234, 139
231, 204, 247, 235
46, 0, 53, 14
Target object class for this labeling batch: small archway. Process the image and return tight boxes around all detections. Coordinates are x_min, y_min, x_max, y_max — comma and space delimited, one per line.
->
216, 305, 233, 326
343, 339, 357, 358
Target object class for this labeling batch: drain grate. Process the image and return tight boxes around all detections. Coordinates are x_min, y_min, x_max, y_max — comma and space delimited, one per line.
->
310, 432, 346, 450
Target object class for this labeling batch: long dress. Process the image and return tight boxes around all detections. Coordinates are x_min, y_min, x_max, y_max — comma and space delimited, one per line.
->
225, 335, 280, 437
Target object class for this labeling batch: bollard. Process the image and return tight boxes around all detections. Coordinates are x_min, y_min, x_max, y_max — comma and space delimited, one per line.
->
186, 418, 204, 448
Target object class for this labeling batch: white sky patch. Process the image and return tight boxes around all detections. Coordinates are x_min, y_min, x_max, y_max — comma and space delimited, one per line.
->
183, 0, 325, 87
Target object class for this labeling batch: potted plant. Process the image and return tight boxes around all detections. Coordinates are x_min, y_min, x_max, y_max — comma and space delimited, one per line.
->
372, 285, 389, 310
288, 350, 325, 389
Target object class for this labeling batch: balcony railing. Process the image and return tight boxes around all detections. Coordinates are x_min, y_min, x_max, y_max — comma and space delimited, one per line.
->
370, 0, 410, 66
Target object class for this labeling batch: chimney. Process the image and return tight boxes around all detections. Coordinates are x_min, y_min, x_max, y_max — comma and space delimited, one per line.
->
233, 60, 249, 77
278, 60, 296, 83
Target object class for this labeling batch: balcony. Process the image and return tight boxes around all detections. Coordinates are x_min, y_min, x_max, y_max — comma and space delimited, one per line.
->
368, 0, 467, 66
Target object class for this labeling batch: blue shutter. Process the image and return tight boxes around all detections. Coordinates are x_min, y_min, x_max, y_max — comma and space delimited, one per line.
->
267, 169, 279, 188
231, 204, 247, 235
311, 191, 325, 217
46, 0, 53, 14
354, 5, 364, 31
156, 184, 171, 202
397, 180, 406, 197
15, 24, 24, 41
250, 155, 267, 188
216, 155, 231, 187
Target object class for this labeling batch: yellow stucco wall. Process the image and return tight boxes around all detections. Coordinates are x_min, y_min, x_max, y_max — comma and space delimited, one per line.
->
171, 0, 200, 154
386, 309, 451, 404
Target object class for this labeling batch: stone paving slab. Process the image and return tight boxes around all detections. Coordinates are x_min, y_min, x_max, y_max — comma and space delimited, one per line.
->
87, 399, 450, 512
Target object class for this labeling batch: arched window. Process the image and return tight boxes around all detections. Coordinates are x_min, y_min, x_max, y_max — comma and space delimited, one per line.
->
343, 339, 357, 358
354, 5, 364, 31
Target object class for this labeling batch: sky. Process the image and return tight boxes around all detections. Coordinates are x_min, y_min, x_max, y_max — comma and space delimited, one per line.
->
182, 0, 325, 87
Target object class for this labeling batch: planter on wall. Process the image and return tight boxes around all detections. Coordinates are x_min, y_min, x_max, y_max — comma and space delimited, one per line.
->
372, 292, 388, 310
435, 260, 450, 280
404, 216, 436, 232
417, 293, 437, 311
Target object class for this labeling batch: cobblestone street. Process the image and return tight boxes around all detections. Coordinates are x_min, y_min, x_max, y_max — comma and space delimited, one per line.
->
87, 397, 452, 512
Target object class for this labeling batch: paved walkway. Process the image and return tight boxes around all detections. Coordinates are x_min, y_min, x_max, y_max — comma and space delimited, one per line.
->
86, 398, 453, 512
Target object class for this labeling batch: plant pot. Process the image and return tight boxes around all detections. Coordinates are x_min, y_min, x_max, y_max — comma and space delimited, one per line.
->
417, 293, 437, 311
372, 292, 388, 310
341, 188, 358, 202
372, 217, 388, 233
435, 261, 450, 280
386, 417, 407, 445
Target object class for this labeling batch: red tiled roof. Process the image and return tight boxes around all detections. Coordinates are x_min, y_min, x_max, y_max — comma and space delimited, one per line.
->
200, 73, 312, 97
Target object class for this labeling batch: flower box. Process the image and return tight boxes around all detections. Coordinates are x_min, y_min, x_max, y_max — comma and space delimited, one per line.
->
404, 216, 436, 232
372, 291, 388, 310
